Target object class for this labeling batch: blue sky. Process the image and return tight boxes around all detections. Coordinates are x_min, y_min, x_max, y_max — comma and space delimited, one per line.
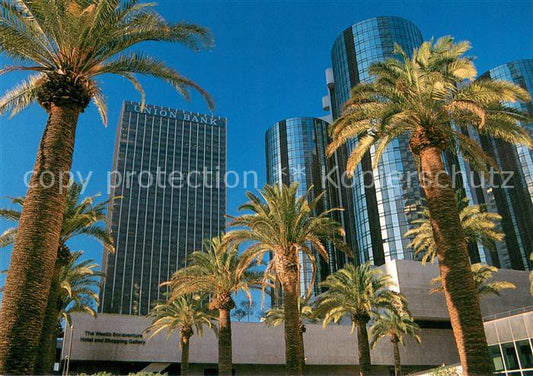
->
1, 0, 532, 286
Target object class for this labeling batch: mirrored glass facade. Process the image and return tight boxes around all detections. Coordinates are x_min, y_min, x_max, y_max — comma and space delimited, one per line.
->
466, 60, 533, 270
265, 117, 350, 295
328, 17, 423, 265
101, 101, 227, 315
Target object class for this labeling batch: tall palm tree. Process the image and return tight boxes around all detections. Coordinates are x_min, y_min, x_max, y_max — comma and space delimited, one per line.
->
164, 236, 260, 376
145, 294, 215, 376
430, 263, 516, 298
326, 36, 531, 375
0, 250, 103, 374
0, 1, 213, 372
224, 183, 349, 376
0, 182, 115, 373
370, 310, 421, 376
405, 195, 504, 264
314, 263, 404, 376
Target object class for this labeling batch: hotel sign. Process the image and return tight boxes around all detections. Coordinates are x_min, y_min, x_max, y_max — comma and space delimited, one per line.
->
80, 330, 146, 345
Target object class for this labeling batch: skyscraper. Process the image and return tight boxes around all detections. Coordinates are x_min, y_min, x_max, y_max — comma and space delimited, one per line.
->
265, 117, 352, 294
324, 16, 424, 265
463, 60, 533, 270
101, 101, 227, 315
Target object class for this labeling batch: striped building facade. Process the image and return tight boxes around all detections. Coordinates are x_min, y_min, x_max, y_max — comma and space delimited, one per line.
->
101, 101, 227, 315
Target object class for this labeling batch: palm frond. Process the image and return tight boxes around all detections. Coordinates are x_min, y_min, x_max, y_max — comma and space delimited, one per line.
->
167, 235, 259, 312
345, 134, 376, 177
327, 35, 532, 179
59, 250, 103, 324
370, 309, 421, 349
315, 262, 404, 331
225, 183, 349, 301
145, 293, 215, 343
1, 0, 214, 123
92, 84, 108, 126
0, 228, 17, 248
431, 263, 515, 298
90, 53, 214, 110
0, 74, 43, 117
406, 194, 504, 264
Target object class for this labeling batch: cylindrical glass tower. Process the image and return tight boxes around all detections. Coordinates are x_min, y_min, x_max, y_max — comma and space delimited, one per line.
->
471, 60, 533, 270
265, 117, 349, 295
329, 17, 424, 265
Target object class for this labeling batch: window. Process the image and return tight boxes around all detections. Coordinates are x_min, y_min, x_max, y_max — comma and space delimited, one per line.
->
502, 342, 520, 370
517, 339, 533, 369
489, 345, 505, 372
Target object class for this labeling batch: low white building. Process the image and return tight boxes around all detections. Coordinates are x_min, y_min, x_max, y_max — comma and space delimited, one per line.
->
62, 260, 533, 375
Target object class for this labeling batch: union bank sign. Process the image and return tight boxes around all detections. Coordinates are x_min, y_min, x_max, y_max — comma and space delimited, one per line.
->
124, 101, 226, 126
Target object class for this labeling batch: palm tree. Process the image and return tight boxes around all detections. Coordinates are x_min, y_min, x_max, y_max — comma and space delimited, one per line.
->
57, 250, 103, 324
370, 310, 421, 376
430, 263, 516, 298
263, 296, 315, 332
263, 296, 316, 367
326, 36, 531, 375
0, 182, 115, 373
145, 294, 215, 376
0, 1, 213, 372
224, 183, 349, 376
314, 263, 403, 376
231, 308, 246, 322
235, 300, 256, 322
405, 195, 504, 264
0, 250, 103, 375
164, 236, 260, 376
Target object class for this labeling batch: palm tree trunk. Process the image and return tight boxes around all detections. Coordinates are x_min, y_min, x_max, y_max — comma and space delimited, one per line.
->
0, 104, 80, 375
356, 321, 371, 376
299, 323, 306, 372
33, 263, 62, 374
282, 274, 304, 376
180, 334, 190, 376
419, 146, 492, 376
218, 308, 233, 376
393, 341, 401, 376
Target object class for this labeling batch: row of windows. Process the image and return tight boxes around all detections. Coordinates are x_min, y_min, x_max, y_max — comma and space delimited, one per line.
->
489, 339, 533, 374
119, 132, 224, 147
121, 114, 227, 129
118, 145, 226, 156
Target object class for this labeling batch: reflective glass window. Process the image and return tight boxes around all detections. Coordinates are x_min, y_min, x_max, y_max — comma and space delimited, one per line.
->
489, 345, 505, 372
502, 342, 520, 370
517, 339, 533, 369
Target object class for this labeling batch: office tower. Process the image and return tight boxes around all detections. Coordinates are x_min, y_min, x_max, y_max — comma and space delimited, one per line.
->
265, 117, 351, 294
101, 101, 227, 315
324, 16, 424, 265
463, 60, 533, 270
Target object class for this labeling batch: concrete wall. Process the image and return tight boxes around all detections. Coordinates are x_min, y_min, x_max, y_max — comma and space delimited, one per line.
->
478, 269, 533, 317
382, 260, 532, 320
382, 260, 449, 320
65, 313, 458, 368
485, 311, 533, 345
